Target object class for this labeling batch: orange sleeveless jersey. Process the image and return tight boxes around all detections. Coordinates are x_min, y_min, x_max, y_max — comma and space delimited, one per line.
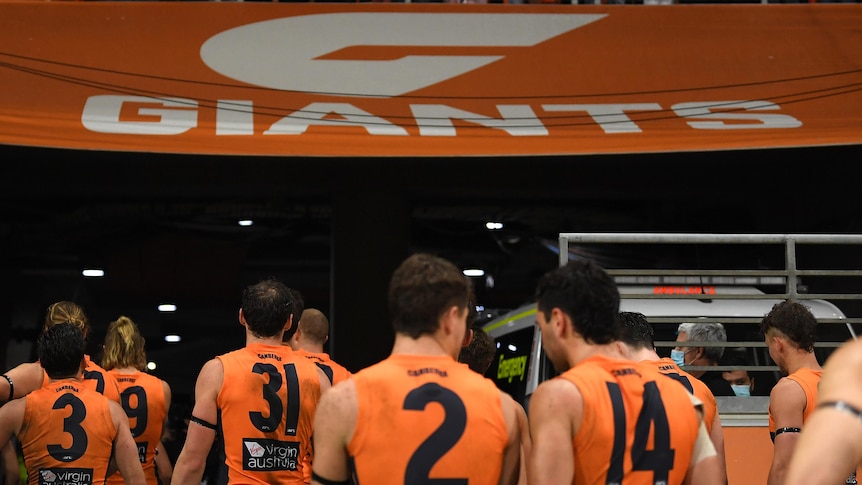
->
293, 350, 352, 385
650, 357, 718, 433
559, 355, 700, 485
293, 350, 351, 484
19, 379, 117, 485
768, 367, 822, 435
41, 355, 121, 403
348, 354, 509, 485
105, 370, 168, 485
216, 343, 322, 485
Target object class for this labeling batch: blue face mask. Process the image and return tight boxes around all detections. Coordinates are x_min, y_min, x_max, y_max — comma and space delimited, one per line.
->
670, 349, 687, 367
731, 384, 751, 397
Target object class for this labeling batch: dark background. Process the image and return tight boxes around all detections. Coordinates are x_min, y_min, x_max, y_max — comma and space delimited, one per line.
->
2, 142, 861, 405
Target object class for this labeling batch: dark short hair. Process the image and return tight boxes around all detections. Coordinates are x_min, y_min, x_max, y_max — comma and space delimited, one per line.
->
241, 278, 293, 338
388, 253, 473, 339
618, 311, 655, 350
39, 323, 85, 379
721, 348, 752, 368
459, 326, 496, 374
283, 287, 305, 341
535, 260, 620, 345
760, 300, 817, 352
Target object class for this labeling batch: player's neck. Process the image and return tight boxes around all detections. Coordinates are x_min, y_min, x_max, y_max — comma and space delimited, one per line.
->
785, 351, 822, 374
570, 339, 626, 367
245, 333, 285, 347
636, 348, 661, 362
48, 371, 84, 383
391, 333, 455, 360
297, 341, 325, 354
112, 366, 138, 374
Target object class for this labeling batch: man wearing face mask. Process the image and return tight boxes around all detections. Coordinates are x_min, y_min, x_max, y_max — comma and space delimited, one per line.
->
673, 322, 735, 397
721, 350, 756, 397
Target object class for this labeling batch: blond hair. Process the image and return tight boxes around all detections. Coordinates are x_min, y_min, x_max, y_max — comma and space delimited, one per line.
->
102, 316, 147, 371
44, 301, 90, 336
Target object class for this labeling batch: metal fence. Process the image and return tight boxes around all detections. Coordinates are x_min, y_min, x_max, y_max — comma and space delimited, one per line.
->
558, 233, 862, 375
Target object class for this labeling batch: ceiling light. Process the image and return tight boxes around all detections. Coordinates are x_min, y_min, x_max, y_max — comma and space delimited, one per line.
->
158, 304, 177, 313
463, 269, 485, 277
147, 361, 157, 370
82, 269, 104, 278
485, 222, 504, 230
164, 334, 181, 343
238, 219, 253, 227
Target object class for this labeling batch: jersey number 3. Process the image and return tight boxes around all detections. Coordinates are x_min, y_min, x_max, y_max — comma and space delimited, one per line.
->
48, 394, 88, 462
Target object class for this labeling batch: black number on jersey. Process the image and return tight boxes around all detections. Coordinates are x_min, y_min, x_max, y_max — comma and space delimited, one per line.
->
662, 372, 694, 394
606, 381, 675, 485
249, 362, 300, 436
82, 370, 105, 394
47, 393, 88, 462
402, 382, 468, 485
120, 386, 149, 437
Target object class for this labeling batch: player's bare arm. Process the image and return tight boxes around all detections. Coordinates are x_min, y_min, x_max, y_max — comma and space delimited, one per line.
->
0, 399, 25, 450
511, 397, 531, 485
0, 400, 24, 485
527, 379, 581, 485
311, 379, 357, 485
172, 358, 223, 485
708, 411, 727, 485
1, 362, 44, 401
109, 400, 146, 485
683, 417, 723, 485
157, 379, 174, 485
155, 440, 173, 485
767, 378, 807, 485
786, 339, 862, 485
498, 391, 521, 485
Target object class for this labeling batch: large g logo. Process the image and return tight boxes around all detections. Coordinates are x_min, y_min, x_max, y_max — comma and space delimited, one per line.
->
200, 13, 605, 98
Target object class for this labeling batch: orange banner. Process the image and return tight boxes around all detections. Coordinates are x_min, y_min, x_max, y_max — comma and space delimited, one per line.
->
0, 2, 860, 157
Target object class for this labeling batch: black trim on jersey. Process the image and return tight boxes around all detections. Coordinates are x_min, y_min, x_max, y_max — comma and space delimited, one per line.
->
315, 362, 335, 385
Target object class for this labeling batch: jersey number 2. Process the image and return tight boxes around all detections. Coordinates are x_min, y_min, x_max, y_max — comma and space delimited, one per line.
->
403, 382, 468, 485
606, 381, 675, 485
